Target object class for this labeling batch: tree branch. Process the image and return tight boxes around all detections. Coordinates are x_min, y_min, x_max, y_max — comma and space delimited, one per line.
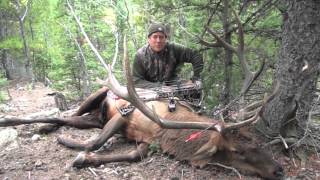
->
205, 25, 237, 53
66, 0, 109, 71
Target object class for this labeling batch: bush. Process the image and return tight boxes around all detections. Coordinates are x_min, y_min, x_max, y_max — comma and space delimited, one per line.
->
0, 75, 9, 103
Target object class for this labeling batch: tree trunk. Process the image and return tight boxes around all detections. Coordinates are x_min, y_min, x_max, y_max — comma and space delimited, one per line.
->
28, 17, 37, 80
258, 0, 320, 138
74, 32, 91, 99
220, 0, 233, 107
78, 50, 91, 98
1, 50, 11, 80
0, 16, 11, 79
15, 0, 35, 85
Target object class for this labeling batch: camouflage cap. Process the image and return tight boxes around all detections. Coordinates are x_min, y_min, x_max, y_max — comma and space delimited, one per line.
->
148, 23, 167, 37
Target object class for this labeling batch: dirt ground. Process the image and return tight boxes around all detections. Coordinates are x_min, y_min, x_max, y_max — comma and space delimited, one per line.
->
0, 81, 319, 180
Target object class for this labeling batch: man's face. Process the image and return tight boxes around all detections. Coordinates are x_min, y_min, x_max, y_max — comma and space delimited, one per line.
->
148, 32, 167, 52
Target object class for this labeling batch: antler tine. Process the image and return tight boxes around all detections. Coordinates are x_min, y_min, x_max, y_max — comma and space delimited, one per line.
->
227, 100, 263, 122
242, 100, 263, 112
106, 65, 130, 100
223, 81, 280, 132
223, 110, 260, 132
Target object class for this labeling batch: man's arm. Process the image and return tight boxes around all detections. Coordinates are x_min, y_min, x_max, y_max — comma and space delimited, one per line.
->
173, 44, 204, 81
132, 54, 161, 88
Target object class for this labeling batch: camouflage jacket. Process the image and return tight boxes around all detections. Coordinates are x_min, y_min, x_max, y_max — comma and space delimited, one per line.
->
132, 42, 203, 88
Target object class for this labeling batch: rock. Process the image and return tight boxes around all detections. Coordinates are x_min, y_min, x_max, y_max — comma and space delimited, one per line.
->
64, 174, 71, 180
0, 128, 19, 151
123, 173, 131, 178
31, 134, 41, 141
35, 160, 43, 167
0, 104, 12, 113
170, 177, 179, 180
25, 108, 60, 119
23, 165, 33, 171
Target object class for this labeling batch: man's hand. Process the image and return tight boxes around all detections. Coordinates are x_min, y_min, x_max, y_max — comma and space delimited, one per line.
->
186, 80, 193, 85
186, 80, 202, 89
161, 85, 175, 92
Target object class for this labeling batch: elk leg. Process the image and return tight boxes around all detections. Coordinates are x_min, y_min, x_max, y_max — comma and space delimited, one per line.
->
0, 115, 103, 129
58, 113, 126, 151
72, 142, 149, 167
72, 87, 109, 116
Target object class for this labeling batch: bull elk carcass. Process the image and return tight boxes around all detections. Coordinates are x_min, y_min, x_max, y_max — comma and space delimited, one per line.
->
0, 85, 283, 179
0, 60, 284, 180
63, 84, 284, 180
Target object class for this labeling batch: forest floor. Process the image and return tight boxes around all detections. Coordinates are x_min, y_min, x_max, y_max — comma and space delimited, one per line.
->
0, 80, 319, 180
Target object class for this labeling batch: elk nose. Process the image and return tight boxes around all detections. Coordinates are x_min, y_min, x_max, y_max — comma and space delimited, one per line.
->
274, 166, 284, 178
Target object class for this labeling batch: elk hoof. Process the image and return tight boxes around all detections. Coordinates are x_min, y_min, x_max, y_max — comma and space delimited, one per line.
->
72, 152, 87, 168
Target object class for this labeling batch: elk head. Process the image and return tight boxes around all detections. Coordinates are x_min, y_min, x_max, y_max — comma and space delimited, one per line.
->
160, 125, 283, 180
226, 146, 284, 180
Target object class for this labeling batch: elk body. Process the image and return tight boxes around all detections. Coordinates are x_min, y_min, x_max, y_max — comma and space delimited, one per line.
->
2, 85, 281, 180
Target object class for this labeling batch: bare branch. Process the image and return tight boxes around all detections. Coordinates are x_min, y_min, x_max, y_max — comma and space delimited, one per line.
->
124, 0, 138, 50
198, 38, 222, 47
14, 0, 30, 21
205, 25, 237, 53
66, 0, 109, 71
111, 31, 119, 69
208, 162, 242, 179
240, 58, 265, 95
58, 22, 87, 65
232, 9, 244, 53
263, 138, 297, 148
200, 1, 222, 38
178, 22, 221, 48
21, 0, 30, 21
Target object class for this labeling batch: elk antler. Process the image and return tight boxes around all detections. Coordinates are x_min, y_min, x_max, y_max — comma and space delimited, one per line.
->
223, 81, 280, 132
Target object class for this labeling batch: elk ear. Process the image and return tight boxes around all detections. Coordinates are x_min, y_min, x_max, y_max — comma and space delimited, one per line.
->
191, 143, 217, 168
193, 143, 217, 160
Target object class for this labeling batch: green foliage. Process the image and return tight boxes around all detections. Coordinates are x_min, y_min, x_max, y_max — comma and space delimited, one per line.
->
0, 74, 9, 103
0, 37, 23, 50
0, 0, 282, 107
148, 142, 161, 155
